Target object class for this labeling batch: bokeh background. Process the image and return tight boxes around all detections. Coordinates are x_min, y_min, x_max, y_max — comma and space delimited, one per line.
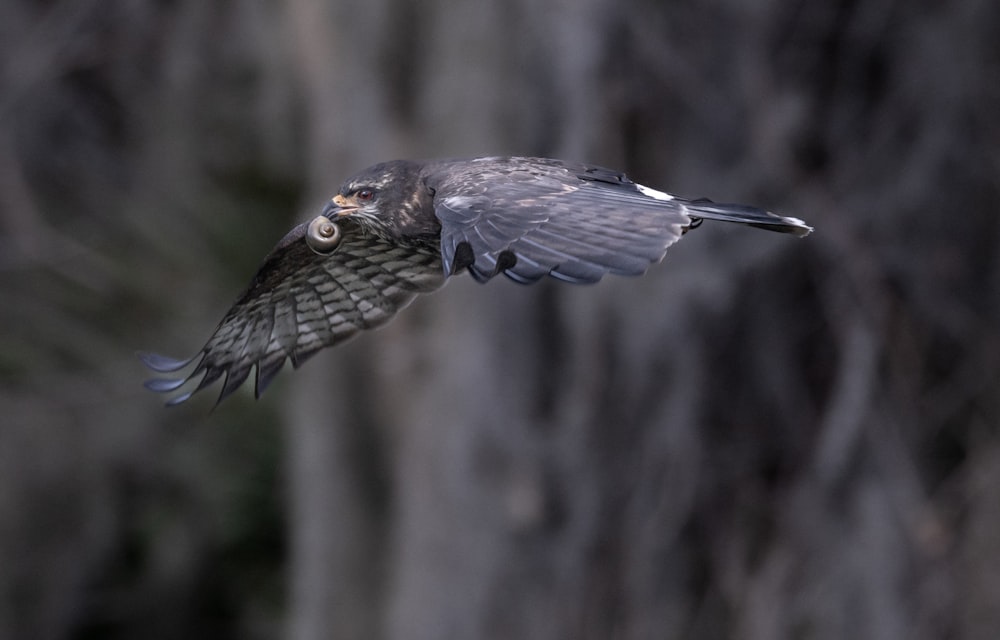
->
2, 0, 998, 638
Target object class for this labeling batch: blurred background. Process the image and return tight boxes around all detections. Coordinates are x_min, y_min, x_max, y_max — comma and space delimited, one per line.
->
1, 0, 998, 638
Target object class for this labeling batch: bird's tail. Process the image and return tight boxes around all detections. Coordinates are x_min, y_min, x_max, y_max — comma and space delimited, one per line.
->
684, 199, 812, 237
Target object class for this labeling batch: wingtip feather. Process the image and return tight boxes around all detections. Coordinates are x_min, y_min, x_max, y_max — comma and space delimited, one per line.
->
254, 358, 286, 399
216, 367, 252, 407
143, 377, 189, 393
137, 351, 195, 373
165, 391, 195, 407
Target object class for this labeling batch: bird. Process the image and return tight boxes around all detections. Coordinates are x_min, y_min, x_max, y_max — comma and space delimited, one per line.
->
140, 156, 811, 406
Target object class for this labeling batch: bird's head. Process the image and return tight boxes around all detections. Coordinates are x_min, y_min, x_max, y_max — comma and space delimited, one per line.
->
317, 160, 437, 247
322, 170, 392, 232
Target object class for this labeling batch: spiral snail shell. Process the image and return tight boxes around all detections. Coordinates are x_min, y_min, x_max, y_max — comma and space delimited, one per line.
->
305, 216, 342, 255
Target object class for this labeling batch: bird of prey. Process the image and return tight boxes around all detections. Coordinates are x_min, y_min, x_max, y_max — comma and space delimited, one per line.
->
140, 156, 811, 405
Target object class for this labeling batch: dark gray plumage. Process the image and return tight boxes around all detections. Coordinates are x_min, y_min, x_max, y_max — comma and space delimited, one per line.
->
141, 156, 811, 405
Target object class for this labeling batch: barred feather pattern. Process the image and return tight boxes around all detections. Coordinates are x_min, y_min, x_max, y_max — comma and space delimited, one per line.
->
140, 219, 444, 406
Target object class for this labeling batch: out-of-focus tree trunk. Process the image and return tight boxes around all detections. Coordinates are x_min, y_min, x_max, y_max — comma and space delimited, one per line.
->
283, 1, 400, 637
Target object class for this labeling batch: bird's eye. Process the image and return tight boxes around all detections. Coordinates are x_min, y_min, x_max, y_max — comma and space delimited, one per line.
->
356, 189, 374, 201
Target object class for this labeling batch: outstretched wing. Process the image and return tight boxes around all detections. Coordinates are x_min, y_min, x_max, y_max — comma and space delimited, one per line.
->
140, 219, 444, 406
425, 156, 809, 284
426, 157, 690, 284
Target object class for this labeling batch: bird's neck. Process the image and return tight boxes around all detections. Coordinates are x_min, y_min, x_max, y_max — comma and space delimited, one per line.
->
388, 181, 441, 248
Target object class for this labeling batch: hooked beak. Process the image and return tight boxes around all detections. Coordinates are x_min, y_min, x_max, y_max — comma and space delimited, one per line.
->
322, 194, 359, 218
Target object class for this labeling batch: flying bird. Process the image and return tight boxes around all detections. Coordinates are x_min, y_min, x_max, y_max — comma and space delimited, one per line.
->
140, 156, 811, 405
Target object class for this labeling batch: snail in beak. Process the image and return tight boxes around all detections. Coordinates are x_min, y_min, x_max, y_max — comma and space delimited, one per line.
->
305, 216, 342, 255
